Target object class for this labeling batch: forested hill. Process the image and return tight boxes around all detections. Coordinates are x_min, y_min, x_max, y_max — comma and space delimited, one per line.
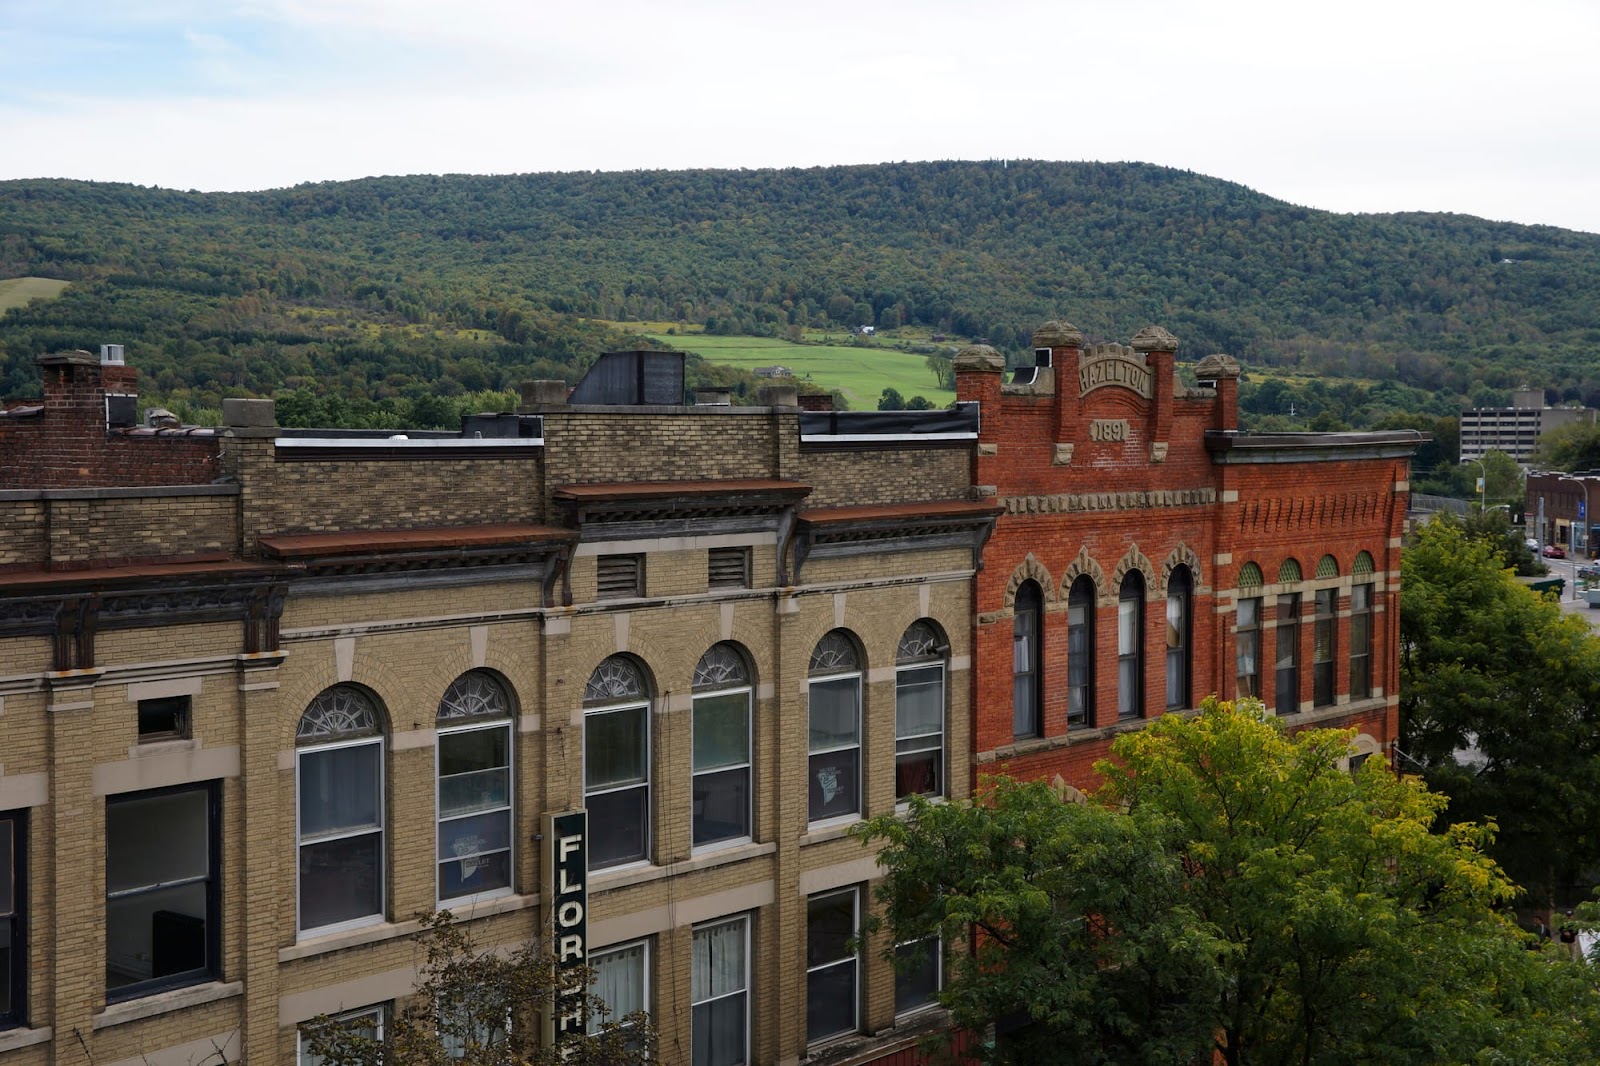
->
3, 160, 1600, 417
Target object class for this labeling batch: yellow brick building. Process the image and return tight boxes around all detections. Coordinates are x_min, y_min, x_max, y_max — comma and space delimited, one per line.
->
0, 350, 997, 1065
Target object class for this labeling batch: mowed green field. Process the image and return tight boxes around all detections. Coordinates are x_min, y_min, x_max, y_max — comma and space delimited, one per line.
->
646, 334, 954, 409
0, 277, 70, 313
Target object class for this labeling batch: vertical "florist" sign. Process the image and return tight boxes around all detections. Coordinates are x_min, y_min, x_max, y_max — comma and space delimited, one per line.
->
544, 809, 588, 1048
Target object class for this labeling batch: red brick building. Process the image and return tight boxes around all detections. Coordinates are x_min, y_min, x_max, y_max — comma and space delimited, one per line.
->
957, 321, 1422, 792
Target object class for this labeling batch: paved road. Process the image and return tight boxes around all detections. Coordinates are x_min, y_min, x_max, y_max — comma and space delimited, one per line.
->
1537, 554, 1600, 634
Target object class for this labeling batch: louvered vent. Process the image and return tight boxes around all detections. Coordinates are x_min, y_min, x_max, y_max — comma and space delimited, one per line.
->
597, 555, 643, 599
708, 547, 751, 589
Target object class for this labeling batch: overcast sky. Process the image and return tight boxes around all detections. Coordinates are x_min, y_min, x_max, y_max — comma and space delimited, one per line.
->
4, 0, 1598, 233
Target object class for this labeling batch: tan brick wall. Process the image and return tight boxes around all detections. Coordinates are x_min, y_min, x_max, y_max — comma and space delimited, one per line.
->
0, 500, 46, 566
45, 496, 237, 564
798, 446, 972, 508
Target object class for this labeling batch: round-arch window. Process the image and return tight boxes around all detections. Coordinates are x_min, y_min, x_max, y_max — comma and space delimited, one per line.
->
296, 685, 385, 936
436, 672, 513, 903
692, 643, 753, 849
583, 656, 651, 869
895, 621, 945, 800
808, 630, 862, 823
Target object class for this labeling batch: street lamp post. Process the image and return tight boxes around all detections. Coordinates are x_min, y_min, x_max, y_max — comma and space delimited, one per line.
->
1558, 475, 1592, 601
1464, 456, 1487, 510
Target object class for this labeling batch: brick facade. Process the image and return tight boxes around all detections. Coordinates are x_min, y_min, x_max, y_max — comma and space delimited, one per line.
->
958, 322, 1418, 794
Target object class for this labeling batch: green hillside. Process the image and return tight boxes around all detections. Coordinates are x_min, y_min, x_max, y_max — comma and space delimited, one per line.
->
2, 161, 1597, 423
645, 334, 953, 409
0, 276, 70, 313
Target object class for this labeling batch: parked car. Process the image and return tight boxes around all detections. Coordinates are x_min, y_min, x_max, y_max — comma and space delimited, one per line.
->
1544, 544, 1567, 559
1579, 563, 1600, 582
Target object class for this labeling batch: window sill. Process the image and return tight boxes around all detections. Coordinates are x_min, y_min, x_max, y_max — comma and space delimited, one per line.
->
591, 840, 777, 894
93, 981, 242, 1030
801, 818, 862, 846
0, 1026, 51, 1053
283, 918, 417, 962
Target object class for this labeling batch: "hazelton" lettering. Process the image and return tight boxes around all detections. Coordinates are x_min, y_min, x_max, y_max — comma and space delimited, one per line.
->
1078, 353, 1152, 399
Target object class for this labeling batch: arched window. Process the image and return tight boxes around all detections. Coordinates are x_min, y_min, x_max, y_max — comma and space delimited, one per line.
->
297, 685, 385, 936
1012, 582, 1042, 738
436, 671, 513, 904
1165, 566, 1191, 711
1118, 572, 1145, 719
808, 631, 862, 824
1067, 577, 1095, 728
895, 621, 945, 801
692, 643, 752, 850
584, 656, 652, 869
1313, 586, 1337, 707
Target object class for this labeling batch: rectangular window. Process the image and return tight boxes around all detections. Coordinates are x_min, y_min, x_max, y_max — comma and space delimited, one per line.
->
590, 940, 649, 1035
1275, 594, 1300, 716
806, 889, 858, 1043
137, 695, 191, 742
1349, 583, 1373, 700
1236, 597, 1261, 699
1118, 594, 1142, 719
1012, 602, 1038, 737
693, 690, 751, 849
808, 676, 860, 823
597, 554, 644, 599
1313, 588, 1337, 707
299, 1004, 386, 1066
437, 721, 513, 903
692, 917, 749, 1066
106, 783, 218, 1000
298, 738, 385, 935
1067, 596, 1092, 727
894, 935, 941, 1016
707, 547, 752, 590
0, 812, 25, 1029
895, 663, 943, 801
585, 705, 651, 869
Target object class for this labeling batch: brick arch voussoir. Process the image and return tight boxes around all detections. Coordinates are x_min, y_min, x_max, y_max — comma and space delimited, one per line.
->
1057, 547, 1110, 604
1111, 544, 1157, 601
1159, 542, 1204, 595
1003, 553, 1057, 611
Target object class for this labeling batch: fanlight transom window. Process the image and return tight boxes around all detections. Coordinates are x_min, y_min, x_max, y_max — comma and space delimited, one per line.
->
897, 622, 941, 663
297, 686, 380, 743
437, 671, 510, 721
694, 644, 750, 690
586, 657, 648, 703
809, 631, 860, 674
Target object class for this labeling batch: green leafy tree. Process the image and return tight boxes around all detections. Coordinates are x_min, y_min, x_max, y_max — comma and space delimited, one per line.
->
1536, 419, 1600, 473
877, 386, 905, 410
306, 911, 657, 1065
904, 395, 934, 410
860, 698, 1600, 1065
1402, 516, 1600, 897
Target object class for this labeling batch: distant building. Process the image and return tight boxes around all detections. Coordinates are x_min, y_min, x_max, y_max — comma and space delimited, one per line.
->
1460, 389, 1596, 465
753, 365, 791, 378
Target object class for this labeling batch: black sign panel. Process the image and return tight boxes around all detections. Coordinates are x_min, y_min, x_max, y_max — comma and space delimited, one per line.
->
544, 810, 588, 1047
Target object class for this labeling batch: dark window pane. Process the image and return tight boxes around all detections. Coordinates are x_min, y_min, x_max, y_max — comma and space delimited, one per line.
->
137, 696, 190, 739
586, 706, 648, 789
806, 961, 856, 1042
1012, 599, 1038, 736
806, 892, 854, 966
107, 881, 208, 990
692, 994, 747, 1066
895, 938, 940, 1014
694, 767, 750, 847
439, 848, 512, 900
0, 822, 12, 917
588, 786, 648, 868
438, 767, 509, 819
694, 693, 750, 770
439, 727, 508, 777
895, 748, 941, 800
808, 748, 859, 821
299, 745, 381, 838
299, 833, 382, 930
808, 678, 859, 751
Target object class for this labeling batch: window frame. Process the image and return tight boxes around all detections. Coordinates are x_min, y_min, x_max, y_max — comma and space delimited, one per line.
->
808, 633, 862, 826
691, 915, 750, 1066
1275, 592, 1301, 716
1236, 595, 1262, 699
435, 715, 514, 908
584, 701, 652, 871
1313, 587, 1337, 707
105, 781, 221, 1003
298, 1003, 387, 1066
1118, 573, 1145, 720
588, 939, 650, 1036
895, 622, 945, 804
1012, 581, 1043, 738
805, 887, 859, 1044
1165, 566, 1191, 711
1349, 582, 1374, 700
0, 810, 26, 1030
296, 730, 387, 939
692, 648, 753, 853
894, 933, 942, 1018
1066, 576, 1095, 728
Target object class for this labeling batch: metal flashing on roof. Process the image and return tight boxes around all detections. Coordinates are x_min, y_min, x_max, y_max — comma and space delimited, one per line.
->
799, 402, 980, 445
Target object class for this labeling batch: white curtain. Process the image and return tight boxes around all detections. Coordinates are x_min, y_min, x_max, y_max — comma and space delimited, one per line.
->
591, 943, 645, 1020
692, 920, 746, 1002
